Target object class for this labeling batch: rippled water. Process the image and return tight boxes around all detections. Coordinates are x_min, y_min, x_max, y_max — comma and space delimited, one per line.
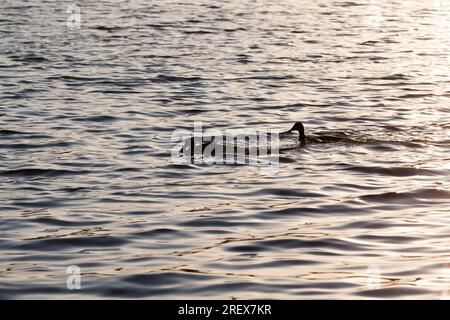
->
1, 0, 450, 299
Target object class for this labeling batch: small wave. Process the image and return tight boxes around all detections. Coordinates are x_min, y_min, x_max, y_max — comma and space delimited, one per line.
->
210, 259, 320, 270
122, 271, 215, 287
182, 30, 217, 35
398, 93, 434, 99
365, 74, 412, 81
309, 133, 425, 148
334, 220, 410, 230
164, 164, 197, 170
335, 1, 367, 7
246, 188, 325, 198
132, 228, 190, 239
226, 238, 370, 253
343, 165, 440, 177
10, 54, 49, 64
0, 168, 90, 177
261, 205, 361, 218
382, 125, 403, 131
87, 89, 142, 94
180, 217, 260, 228
0, 129, 25, 135
151, 75, 205, 83
232, 75, 296, 81
180, 108, 209, 115
48, 75, 110, 82
223, 27, 246, 33
71, 115, 118, 122
356, 286, 431, 298
93, 26, 126, 32
359, 40, 379, 46
31, 217, 107, 227
360, 188, 450, 203
0, 141, 76, 149
17, 235, 128, 251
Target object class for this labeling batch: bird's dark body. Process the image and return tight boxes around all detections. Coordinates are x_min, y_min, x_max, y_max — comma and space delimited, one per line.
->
178, 122, 348, 158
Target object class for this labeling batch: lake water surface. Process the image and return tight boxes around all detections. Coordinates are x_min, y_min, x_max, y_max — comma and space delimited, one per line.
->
0, 0, 449, 299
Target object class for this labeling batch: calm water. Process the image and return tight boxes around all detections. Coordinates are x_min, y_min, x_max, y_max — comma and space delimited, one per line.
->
1, 0, 449, 299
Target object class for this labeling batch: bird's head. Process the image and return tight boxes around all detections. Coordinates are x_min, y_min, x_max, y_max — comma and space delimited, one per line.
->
285, 122, 306, 143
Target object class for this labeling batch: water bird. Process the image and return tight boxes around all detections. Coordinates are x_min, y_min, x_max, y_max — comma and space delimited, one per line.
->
280, 122, 307, 144
179, 122, 308, 157
281, 122, 351, 144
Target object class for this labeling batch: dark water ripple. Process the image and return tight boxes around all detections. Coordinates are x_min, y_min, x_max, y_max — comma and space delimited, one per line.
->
0, 0, 449, 299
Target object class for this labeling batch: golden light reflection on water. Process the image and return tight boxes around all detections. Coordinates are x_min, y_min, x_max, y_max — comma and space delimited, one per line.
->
1, 0, 450, 299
